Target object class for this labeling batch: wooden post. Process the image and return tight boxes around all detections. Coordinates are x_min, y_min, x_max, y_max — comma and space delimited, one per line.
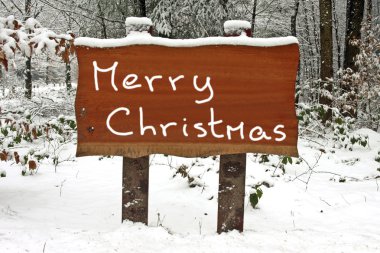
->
217, 154, 246, 233
217, 21, 250, 233
122, 156, 149, 224
122, 18, 153, 225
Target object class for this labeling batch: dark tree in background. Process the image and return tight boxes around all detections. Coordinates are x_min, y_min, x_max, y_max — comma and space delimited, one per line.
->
291, 0, 300, 37
24, 0, 32, 99
344, 0, 365, 72
137, 0, 147, 17
319, 0, 334, 122
251, 0, 258, 33
341, 0, 365, 118
291, 0, 300, 104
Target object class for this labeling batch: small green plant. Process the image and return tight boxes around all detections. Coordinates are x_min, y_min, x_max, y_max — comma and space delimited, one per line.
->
0, 170, 6, 177
175, 164, 189, 178
332, 115, 369, 150
259, 154, 269, 164
297, 104, 369, 151
281, 156, 293, 165
338, 177, 346, 183
375, 151, 380, 163
249, 186, 263, 209
174, 164, 202, 188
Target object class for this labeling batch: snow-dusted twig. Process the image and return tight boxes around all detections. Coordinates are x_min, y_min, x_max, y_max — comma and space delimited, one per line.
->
292, 152, 323, 191
59, 179, 66, 197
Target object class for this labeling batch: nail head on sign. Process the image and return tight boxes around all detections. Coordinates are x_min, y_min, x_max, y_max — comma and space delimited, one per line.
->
87, 126, 95, 133
80, 108, 86, 117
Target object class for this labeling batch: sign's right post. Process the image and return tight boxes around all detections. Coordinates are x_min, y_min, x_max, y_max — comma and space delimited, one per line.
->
217, 21, 252, 234
217, 153, 247, 233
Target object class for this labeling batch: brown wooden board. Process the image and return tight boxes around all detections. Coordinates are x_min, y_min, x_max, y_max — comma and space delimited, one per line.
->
75, 43, 299, 158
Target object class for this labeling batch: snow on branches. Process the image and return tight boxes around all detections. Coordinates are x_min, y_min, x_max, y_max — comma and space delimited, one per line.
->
0, 15, 25, 70
0, 15, 75, 71
29, 29, 75, 63
337, 17, 380, 131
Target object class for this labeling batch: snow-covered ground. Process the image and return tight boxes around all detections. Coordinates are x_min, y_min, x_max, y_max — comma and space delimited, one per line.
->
1, 88, 380, 252
1, 131, 380, 252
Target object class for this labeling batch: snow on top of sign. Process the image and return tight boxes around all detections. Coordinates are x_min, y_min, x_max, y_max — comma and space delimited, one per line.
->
125, 17, 153, 26
75, 33, 299, 48
224, 20, 251, 30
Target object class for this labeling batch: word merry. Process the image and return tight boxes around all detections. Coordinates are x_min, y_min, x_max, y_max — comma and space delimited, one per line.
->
93, 61, 214, 104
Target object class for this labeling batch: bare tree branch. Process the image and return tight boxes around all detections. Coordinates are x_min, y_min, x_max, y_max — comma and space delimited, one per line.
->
9, 0, 24, 15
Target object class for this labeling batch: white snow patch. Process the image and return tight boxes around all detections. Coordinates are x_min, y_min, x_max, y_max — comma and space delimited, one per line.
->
224, 20, 251, 31
24, 18, 42, 31
125, 17, 153, 35
125, 17, 153, 27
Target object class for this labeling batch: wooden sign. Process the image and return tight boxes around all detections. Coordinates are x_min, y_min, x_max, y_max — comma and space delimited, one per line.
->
75, 37, 299, 158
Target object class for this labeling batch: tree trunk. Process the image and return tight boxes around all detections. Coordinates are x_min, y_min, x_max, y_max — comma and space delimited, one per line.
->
251, 0, 258, 34
138, 0, 146, 17
24, 0, 32, 99
367, 0, 372, 24
65, 61, 72, 91
25, 0, 31, 18
97, 2, 108, 39
45, 55, 50, 85
341, 0, 365, 118
332, 0, 342, 71
310, 1, 321, 77
0, 65, 3, 97
344, 0, 365, 71
220, 0, 229, 34
303, 0, 318, 80
319, 0, 334, 122
25, 56, 32, 99
291, 0, 300, 104
291, 0, 300, 37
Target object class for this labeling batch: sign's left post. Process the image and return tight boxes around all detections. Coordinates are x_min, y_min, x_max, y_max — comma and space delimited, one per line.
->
122, 156, 149, 224
121, 17, 154, 225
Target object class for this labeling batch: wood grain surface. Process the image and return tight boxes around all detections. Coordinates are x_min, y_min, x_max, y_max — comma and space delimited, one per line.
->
75, 43, 299, 158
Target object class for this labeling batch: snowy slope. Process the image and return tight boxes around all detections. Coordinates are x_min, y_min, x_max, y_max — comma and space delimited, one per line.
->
1, 131, 380, 252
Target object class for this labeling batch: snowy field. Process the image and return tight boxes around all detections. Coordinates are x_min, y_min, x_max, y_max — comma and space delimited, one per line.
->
1, 89, 380, 253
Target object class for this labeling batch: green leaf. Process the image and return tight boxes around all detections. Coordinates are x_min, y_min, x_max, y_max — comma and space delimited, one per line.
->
249, 193, 259, 208
67, 120, 77, 130
259, 155, 269, 163
335, 118, 344, 125
1, 128, 9, 137
256, 188, 263, 199
23, 155, 28, 164
14, 135, 22, 144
